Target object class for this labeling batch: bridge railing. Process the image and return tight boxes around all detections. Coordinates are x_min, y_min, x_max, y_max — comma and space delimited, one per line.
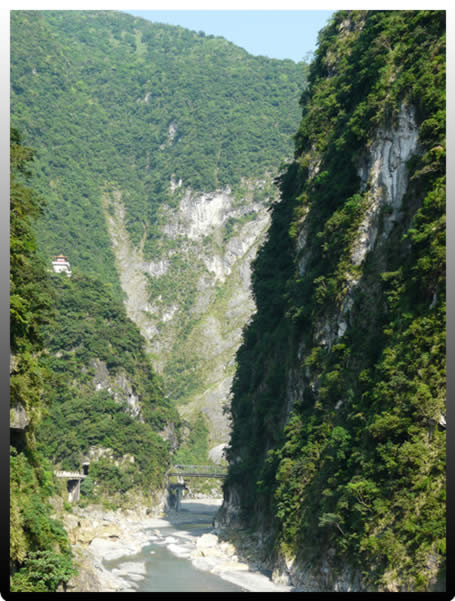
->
54, 470, 86, 479
173, 464, 227, 473
169, 464, 228, 478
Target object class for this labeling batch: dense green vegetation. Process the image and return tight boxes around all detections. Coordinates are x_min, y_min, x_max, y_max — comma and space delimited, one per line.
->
10, 11, 309, 460
11, 9, 307, 287
172, 412, 210, 466
10, 128, 181, 590
37, 270, 181, 499
225, 10, 445, 592
10, 128, 76, 592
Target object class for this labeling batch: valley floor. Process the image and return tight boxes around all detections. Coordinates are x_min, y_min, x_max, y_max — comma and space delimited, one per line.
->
62, 497, 291, 593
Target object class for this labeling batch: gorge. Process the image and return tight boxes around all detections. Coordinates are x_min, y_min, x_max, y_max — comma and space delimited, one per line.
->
9, 9, 446, 595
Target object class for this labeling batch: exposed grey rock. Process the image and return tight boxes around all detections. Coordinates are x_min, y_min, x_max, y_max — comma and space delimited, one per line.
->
91, 359, 143, 420
10, 402, 29, 430
307, 103, 419, 353
353, 102, 418, 269
208, 443, 227, 464
102, 180, 273, 446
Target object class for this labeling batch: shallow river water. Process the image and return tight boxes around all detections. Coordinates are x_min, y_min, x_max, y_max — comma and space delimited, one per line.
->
102, 502, 247, 592
106, 533, 246, 592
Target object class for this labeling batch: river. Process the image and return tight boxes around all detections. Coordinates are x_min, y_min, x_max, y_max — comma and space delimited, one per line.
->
94, 498, 291, 593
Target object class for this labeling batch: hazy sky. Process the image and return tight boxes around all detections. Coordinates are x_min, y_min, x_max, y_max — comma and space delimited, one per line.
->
122, 10, 335, 63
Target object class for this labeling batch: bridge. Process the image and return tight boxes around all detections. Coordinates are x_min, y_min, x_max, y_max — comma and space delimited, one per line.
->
54, 461, 90, 503
168, 465, 228, 511
168, 464, 228, 479
54, 470, 87, 503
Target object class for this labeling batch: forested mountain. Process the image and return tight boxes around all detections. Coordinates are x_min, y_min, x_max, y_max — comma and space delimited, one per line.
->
10, 129, 75, 591
11, 10, 306, 280
9, 11, 309, 589
220, 10, 446, 592
38, 270, 181, 495
11, 10, 308, 448
10, 127, 181, 590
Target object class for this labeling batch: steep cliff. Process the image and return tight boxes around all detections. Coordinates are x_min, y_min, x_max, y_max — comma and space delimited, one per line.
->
221, 10, 445, 592
103, 180, 273, 445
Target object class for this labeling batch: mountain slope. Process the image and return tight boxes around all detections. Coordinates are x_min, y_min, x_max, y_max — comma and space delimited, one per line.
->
220, 10, 446, 592
10, 129, 75, 592
11, 9, 306, 278
10, 125, 179, 590
11, 10, 308, 447
37, 268, 180, 503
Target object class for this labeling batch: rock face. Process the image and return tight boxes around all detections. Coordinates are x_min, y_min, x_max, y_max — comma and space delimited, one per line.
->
352, 102, 419, 269
270, 552, 363, 592
59, 500, 168, 592
91, 358, 143, 420
310, 103, 419, 354
10, 356, 29, 434
221, 10, 445, 594
10, 402, 29, 431
103, 180, 273, 445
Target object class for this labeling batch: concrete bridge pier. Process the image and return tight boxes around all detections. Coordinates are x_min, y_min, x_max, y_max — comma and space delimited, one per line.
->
169, 482, 187, 511
67, 479, 81, 503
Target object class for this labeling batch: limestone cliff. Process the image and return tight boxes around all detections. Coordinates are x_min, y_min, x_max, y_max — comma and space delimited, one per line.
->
220, 10, 446, 592
103, 179, 274, 447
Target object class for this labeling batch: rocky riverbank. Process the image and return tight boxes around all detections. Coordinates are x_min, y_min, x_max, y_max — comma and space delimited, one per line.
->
59, 497, 291, 592
59, 501, 168, 591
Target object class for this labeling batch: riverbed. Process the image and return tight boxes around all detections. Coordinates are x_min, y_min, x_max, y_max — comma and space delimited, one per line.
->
82, 497, 291, 592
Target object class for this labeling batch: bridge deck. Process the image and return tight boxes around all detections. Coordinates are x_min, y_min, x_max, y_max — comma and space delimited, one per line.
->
169, 464, 227, 479
169, 472, 226, 478
54, 471, 86, 479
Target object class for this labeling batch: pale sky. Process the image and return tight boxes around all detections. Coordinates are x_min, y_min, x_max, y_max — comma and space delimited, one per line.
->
122, 10, 335, 62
